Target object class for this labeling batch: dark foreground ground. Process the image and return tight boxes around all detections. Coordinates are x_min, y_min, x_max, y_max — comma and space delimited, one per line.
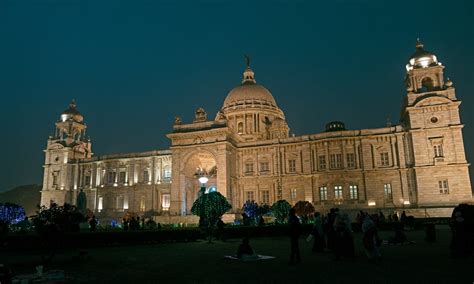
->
2, 225, 472, 283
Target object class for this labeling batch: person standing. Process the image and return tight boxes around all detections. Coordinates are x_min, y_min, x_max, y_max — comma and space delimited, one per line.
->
89, 215, 98, 232
289, 208, 302, 264
312, 212, 325, 253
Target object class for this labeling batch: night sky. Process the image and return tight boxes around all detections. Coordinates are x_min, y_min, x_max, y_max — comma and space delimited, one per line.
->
0, 0, 473, 192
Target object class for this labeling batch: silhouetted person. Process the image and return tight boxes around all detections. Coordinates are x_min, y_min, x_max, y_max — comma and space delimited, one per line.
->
242, 212, 250, 226
288, 208, 301, 264
237, 237, 257, 260
362, 216, 381, 262
312, 212, 325, 253
123, 218, 129, 231
400, 211, 407, 228
334, 212, 355, 259
326, 208, 337, 251
216, 218, 225, 241
89, 215, 97, 232
258, 215, 265, 226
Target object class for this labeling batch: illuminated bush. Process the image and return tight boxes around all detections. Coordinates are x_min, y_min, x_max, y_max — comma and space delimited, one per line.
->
0, 203, 26, 225
270, 200, 292, 224
191, 191, 232, 220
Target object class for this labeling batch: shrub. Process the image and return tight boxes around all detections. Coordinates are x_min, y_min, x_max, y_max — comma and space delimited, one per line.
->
270, 200, 292, 224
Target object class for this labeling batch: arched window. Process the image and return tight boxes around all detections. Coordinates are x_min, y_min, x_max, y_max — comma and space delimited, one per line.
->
421, 77, 434, 92
237, 122, 244, 134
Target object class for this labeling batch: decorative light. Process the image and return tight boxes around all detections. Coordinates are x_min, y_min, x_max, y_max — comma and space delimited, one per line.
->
113, 183, 118, 187
403, 200, 410, 205
198, 176, 209, 184
368, 201, 376, 206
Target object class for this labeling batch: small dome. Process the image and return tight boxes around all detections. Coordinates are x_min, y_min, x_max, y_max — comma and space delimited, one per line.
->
271, 117, 287, 128
325, 121, 346, 132
61, 100, 83, 123
406, 39, 439, 71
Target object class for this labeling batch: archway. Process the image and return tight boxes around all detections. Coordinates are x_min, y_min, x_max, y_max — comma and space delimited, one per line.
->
181, 151, 217, 213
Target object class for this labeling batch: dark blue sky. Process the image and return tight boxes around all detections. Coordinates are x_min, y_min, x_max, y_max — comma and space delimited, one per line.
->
0, 0, 473, 191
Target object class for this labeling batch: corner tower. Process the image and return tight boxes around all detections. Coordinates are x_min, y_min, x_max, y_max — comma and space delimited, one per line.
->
217, 57, 289, 141
40, 100, 93, 207
401, 39, 472, 209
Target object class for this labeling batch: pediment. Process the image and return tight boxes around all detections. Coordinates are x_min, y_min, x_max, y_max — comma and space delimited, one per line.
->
414, 95, 453, 107
48, 143, 65, 150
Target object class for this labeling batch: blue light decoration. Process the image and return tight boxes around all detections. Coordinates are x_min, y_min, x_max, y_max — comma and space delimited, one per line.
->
242, 200, 258, 219
110, 219, 118, 227
0, 203, 26, 224
207, 186, 217, 193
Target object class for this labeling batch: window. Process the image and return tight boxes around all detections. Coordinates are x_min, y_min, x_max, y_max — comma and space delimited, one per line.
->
318, 155, 326, 170
380, 152, 390, 167
434, 145, 443, 157
349, 185, 358, 200
334, 185, 343, 199
290, 189, 297, 200
116, 196, 124, 210
52, 172, 59, 186
140, 196, 146, 212
84, 175, 91, 186
162, 194, 170, 210
98, 197, 103, 212
246, 191, 255, 202
319, 186, 328, 201
143, 170, 150, 183
288, 159, 296, 172
346, 153, 355, 168
107, 171, 116, 184
119, 171, 126, 184
245, 163, 254, 175
439, 180, 449, 194
163, 166, 171, 181
260, 162, 269, 172
237, 122, 244, 134
330, 154, 342, 169
384, 183, 393, 200
261, 190, 270, 204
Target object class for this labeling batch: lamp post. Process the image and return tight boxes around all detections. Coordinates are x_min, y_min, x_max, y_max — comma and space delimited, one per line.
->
198, 176, 208, 197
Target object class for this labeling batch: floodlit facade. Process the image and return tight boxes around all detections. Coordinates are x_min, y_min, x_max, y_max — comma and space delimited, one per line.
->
40, 40, 472, 221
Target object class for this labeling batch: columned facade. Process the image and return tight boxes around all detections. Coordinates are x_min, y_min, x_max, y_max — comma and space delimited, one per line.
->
40, 40, 472, 221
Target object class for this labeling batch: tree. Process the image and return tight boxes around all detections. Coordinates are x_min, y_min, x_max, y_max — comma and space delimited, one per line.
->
191, 192, 232, 221
293, 201, 315, 223
0, 203, 26, 225
191, 192, 232, 242
32, 203, 86, 264
271, 200, 292, 224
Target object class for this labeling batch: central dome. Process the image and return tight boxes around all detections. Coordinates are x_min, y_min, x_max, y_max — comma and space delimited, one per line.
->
223, 82, 277, 109
222, 66, 279, 110
216, 61, 287, 141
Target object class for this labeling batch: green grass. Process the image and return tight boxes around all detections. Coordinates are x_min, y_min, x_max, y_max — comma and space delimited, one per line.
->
3, 225, 472, 283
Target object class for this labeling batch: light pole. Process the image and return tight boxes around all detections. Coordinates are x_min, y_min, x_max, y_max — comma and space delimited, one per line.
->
198, 176, 208, 197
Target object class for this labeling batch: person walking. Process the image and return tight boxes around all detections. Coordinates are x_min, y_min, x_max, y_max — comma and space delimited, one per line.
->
289, 208, 302, 264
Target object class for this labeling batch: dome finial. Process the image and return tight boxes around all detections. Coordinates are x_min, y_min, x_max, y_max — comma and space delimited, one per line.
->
70, 99, 77, 109
244, 54, 251, 68
416, 38, 424, 49
242, 54, 256, 84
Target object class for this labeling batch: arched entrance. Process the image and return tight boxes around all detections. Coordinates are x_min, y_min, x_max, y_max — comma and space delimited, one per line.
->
181, 151, 217, 213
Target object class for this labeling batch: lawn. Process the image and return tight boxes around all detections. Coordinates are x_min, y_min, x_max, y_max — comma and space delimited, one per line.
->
2, 225, 472, 283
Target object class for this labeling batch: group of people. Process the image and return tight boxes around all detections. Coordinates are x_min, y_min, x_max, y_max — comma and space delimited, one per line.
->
286, 208, 384, 264
122, 216, 143, 231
